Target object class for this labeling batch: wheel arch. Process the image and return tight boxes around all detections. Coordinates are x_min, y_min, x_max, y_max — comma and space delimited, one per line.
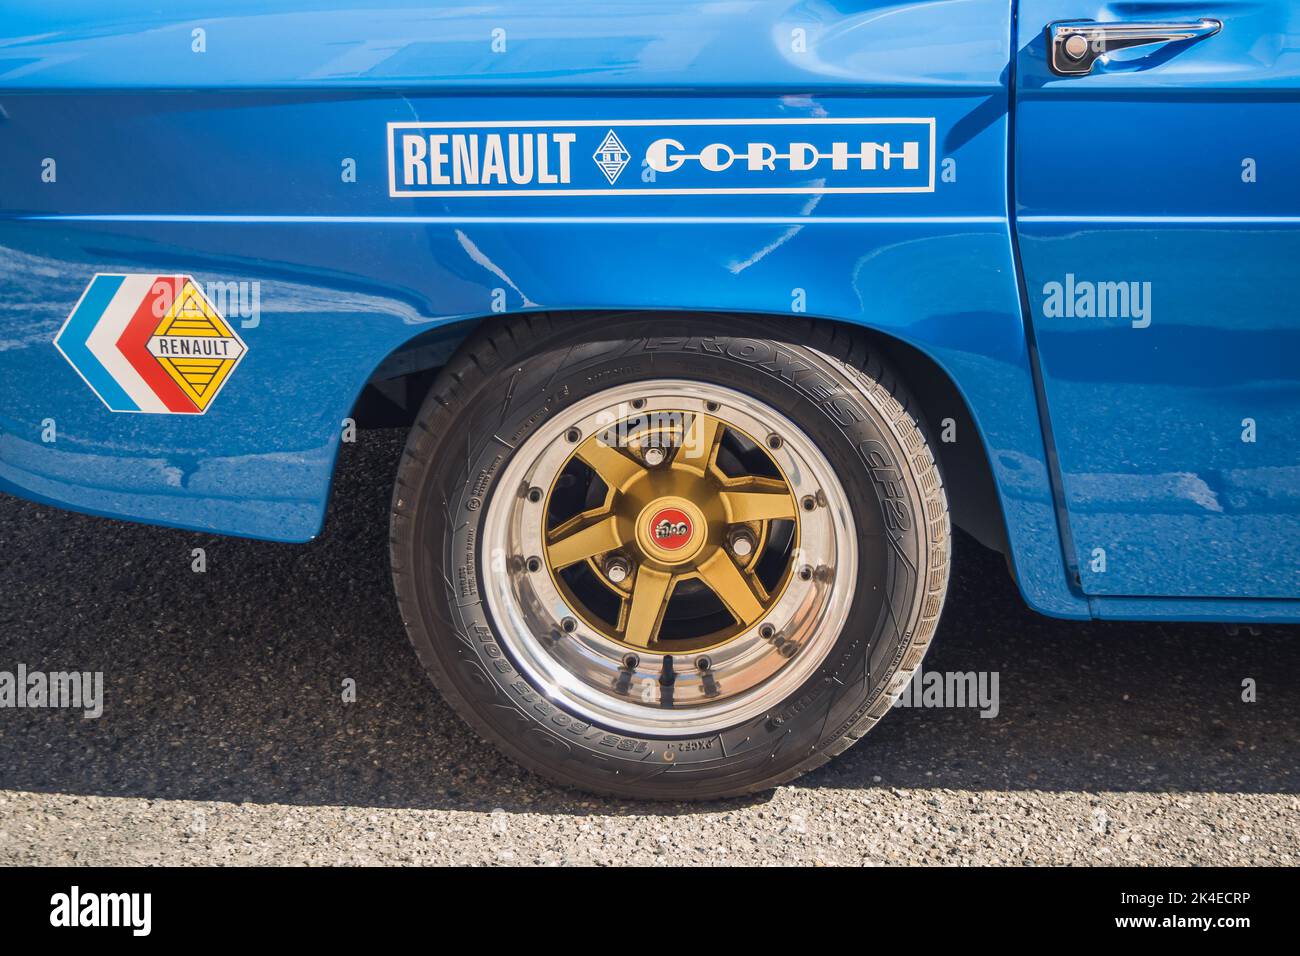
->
351, 308, 1011, 557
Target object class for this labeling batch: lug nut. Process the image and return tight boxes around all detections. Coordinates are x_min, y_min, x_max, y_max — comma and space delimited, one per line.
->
604, 555, 631, 584
643, 446, 666, 466
728, 529, 755, 558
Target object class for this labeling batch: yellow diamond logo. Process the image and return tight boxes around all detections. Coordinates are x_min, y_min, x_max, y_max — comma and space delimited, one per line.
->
146, 280, 247, 412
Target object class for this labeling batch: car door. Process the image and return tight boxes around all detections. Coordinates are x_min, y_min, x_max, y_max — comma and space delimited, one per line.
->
1015, 0, 1300, 599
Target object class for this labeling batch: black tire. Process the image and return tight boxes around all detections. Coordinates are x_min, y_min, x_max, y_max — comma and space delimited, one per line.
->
390, 313, 949, 800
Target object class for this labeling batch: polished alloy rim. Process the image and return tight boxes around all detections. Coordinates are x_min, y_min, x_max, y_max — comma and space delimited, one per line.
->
481, 380, 856, 735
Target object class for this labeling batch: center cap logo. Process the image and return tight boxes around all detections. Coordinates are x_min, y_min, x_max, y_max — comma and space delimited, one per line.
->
649, 507, 693, 551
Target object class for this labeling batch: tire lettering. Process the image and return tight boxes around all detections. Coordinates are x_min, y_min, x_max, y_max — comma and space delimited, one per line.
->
757, 346, 811, 381
859, 439, 913, 532
725, 339, 771, 363
668, 739, 716, 752
824, 395, 864, 427
644, 336, 725, 355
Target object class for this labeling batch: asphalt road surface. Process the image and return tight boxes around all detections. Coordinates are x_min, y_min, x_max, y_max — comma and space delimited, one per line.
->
1, 429, 1297, 865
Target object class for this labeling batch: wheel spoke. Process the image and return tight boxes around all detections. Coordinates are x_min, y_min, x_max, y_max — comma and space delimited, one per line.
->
675, 412, 723, 473
623, 567, 674, 647
719, 489, 797, 523
546, 514, 623, 569
696, 549, 765, 625
577, 440, 645, 492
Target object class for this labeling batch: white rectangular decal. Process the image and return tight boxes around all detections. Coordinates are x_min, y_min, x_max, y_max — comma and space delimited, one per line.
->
387, 118, 936, 198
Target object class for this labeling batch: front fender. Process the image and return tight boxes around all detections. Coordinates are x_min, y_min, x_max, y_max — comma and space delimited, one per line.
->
0, 1, 1086, 617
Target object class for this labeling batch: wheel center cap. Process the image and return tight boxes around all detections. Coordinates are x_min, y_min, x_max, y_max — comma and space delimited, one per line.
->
651, 507, 692, 549
636, 497, 707, 564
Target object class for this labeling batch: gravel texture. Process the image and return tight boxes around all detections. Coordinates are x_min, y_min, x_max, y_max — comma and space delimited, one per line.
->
1, 428, 1297, 866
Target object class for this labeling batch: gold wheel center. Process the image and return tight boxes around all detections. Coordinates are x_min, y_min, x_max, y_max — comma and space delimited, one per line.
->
542, 407, 801, 651
634, 497, 708, 566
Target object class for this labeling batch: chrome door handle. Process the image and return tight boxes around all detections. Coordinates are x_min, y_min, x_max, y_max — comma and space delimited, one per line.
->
1047, 18, 1222, 75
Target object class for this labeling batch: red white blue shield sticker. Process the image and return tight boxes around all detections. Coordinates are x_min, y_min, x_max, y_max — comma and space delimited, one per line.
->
54, 274, 247, 414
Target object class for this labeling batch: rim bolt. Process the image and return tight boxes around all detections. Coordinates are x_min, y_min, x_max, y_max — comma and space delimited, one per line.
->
604, 555, 631, 584
728, 529, 755, 558
642, 446, 666, 466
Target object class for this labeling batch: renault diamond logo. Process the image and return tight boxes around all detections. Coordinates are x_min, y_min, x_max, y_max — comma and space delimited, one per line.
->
592, 129, 630, 185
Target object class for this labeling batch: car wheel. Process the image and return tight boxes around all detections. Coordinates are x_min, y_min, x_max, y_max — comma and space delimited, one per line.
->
390, 313, 949, 799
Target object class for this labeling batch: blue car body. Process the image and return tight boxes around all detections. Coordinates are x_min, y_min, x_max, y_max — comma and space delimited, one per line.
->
0, 0, 1296, 622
